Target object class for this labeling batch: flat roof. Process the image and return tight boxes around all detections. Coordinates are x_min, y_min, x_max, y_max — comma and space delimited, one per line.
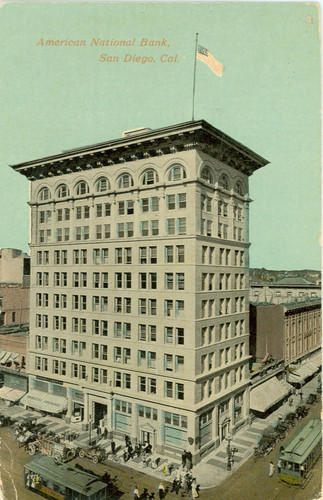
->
10, 119, 269, 180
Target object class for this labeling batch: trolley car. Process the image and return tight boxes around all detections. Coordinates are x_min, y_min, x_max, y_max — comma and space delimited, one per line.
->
278, 418, 321, 485
24, 454, 108, 499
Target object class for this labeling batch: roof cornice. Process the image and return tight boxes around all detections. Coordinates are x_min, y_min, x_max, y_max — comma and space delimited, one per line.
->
10, 119, 269, 180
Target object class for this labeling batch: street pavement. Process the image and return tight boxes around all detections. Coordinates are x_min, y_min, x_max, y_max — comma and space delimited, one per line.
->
0, 372, 321, 499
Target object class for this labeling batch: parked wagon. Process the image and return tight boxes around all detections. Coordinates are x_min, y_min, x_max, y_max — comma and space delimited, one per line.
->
295, 405, 309, 419
254, 435, 276, 457
278, 418, 322, 486
306, 393, 317, 405
283, 412, 297, 428
0, 414, 12, 427
26, 435, 76, 462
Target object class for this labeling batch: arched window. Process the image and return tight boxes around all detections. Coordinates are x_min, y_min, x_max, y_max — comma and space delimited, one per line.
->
235, 181, 244, 196
142, 169, 158, 186
96, 176, 110, 193
56, 184, 69, 199
38, 187, 50, 202
75, 181, 89, 196
200, 166, 213, 184
117, 173, 134, 189
218, 174, 229, 191
168, 164, 187, 182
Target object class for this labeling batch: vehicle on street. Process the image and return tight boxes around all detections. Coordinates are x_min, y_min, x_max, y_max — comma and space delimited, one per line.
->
278, 418, 322, 486
24, 454, 109, 499
77, 444, 107, 464
26, 434, 76, 462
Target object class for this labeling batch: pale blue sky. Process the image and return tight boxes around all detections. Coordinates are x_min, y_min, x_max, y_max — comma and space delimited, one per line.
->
0, 2, 320, 269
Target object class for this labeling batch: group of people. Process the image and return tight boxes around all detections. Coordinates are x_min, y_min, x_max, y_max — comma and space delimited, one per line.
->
133, 482, 166, 499
171, 465, 199, 497
123, 435, 153, 462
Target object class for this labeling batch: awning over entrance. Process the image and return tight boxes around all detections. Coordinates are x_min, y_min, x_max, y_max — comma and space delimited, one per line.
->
0, 350, 19, 364
250, 377, 293, 413
20, 390, 67, 414
309, 352, 322, 369
287, 361, 319, 384
0, 385, 26, 402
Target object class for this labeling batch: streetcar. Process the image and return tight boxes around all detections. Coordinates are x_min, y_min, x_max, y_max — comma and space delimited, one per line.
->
24, 454, 108, 499
278, 418, 322, 485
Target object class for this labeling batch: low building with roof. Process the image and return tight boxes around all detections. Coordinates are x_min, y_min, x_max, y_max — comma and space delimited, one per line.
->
250, 277, 321, 305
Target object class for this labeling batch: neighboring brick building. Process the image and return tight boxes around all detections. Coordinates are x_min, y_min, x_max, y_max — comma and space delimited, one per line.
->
249, 298, 321, 364
0, 248, 30, 326
12, 119, 268, 463
0, 248, 30, 285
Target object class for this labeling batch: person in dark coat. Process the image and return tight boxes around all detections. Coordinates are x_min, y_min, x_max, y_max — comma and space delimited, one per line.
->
111, 440, 116, 455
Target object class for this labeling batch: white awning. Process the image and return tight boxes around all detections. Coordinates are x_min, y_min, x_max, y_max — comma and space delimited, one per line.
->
20, 390, 67, 414
250, 377, 293, 413
309, 352, 322, 369
0, 386, 26, 402
288, 361, 319, 384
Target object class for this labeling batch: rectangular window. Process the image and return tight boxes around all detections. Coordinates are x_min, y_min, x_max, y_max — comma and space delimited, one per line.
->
166, 218, 175, 235
178, 218, 186, 234
165, 246, 174, 263
142, 198, 149, 212
167, 194, 176, 210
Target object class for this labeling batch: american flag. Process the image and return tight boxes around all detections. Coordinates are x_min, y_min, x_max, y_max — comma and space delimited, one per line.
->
196, 45, 224, 77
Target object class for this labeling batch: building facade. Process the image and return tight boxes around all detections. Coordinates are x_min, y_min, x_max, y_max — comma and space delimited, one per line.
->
250, 278, 321, 305
249, 299, 321, 364
0, 248, 30, 326
12, 120, 268, 462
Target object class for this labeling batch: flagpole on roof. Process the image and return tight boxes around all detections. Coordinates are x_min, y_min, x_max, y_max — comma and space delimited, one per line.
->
192, 33, 198, 121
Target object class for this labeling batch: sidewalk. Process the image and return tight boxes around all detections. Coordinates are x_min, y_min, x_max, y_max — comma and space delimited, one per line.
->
0, 372, 321, 490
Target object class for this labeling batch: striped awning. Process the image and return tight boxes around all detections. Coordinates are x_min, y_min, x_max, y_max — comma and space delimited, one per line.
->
0, 350, 20, 363
20, 390, 67, 414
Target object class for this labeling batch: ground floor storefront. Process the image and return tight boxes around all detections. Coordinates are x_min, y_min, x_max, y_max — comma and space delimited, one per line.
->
17, 376, 250, 464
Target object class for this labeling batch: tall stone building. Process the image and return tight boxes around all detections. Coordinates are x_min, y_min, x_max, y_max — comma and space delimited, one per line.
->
11, 120, 268, 462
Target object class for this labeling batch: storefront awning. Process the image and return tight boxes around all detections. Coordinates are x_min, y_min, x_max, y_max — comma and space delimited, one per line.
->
0, 386, 26, 402
0, 350, 19, 364
287, 362, 319, 384
20, 390, 67, 414
309, 352, 322, 369
250, 377, 293, 413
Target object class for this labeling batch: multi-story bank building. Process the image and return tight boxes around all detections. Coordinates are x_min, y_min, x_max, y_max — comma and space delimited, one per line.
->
11, 120, 268, 463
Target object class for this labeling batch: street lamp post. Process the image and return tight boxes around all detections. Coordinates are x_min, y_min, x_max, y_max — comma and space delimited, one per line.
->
89, 414, 93, 445
226, 435, 239, 471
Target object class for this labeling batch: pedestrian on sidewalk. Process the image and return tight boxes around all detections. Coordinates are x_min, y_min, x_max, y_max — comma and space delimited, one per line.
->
158, 482, 165, 499
269, 461, 275, 477
133, 485, 140, 500
191, 479, 199, 498
111, 439, 116, 455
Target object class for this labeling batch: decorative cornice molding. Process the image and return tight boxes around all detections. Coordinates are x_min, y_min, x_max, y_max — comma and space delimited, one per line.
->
10, 120, 269, 181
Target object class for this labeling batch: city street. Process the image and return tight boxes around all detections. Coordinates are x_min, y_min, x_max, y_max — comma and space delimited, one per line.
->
0, 397, 321, 500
